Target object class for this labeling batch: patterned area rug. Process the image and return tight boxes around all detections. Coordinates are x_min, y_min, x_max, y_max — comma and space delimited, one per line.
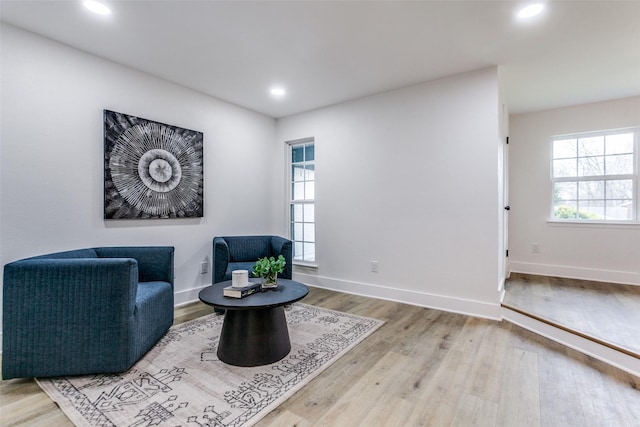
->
37, 303, 384, 426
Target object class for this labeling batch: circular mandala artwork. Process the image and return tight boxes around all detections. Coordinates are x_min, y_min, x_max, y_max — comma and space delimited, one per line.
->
138, 149, 182, 191
104, 110, 203, 219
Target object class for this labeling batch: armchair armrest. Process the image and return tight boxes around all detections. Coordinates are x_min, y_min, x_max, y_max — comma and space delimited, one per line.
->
94, 246, 174, 287
212, 237, 230, 283
270, 236, 293, 279
3, 258, 139, 320
2, 258, 143, 379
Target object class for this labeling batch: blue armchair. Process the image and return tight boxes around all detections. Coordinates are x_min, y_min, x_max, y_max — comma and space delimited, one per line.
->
212, 235, 292, 284
2, 246, 174, 379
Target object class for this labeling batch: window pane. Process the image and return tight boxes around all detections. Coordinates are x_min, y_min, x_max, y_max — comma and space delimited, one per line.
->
305, 181, 315, 200
291, 165, 304, 181
292, 164, 305, 181
578, 136, 604, 157
606, 133, 634, 155
292, 204, 303, 221
290, 141, 315, 261
553, 158, 577, 177
303, 223, 315, 242
305, 164, 315, 180
554, 201, 578, 219
293, 182, 304, 200
578, 156, 604, 176
578, 201, 604, 220
606, 179, 633, 199
303, 204, 315, 222
552, 129, 637, 222
305, 144, 315, 161
578, 181, 604, 200
605, 154, 634, 175
292, 145, 304, 163
554, 181, 577, 201
606, 200, 633, 220
304, 242, 315, 261
553, 139, 576, 159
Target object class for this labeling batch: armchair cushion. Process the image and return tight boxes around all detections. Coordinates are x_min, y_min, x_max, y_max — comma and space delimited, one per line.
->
2, 246, 174, 379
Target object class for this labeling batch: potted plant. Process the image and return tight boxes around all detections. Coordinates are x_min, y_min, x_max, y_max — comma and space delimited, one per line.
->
252, 255, 286, 289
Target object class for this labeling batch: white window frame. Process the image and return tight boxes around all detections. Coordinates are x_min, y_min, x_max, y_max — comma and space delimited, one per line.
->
550, 127, 639, 223
287, 138, 316, 266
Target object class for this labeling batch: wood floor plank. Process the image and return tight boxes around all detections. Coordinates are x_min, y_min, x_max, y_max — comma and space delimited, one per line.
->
535, 337, 586, 427
312, 351, 413, 426
3, 284, 640, 426
569, 352, 634, 427
405, 346, 477, 425
463, 319, 513, 404
2, 389, 73, 427
610, 368, 640, 424
262, 409, 311, 427
496, 348, 541, 427
504, 273, 640, 356
450, 393, 499, 427
358, 395, 413, 427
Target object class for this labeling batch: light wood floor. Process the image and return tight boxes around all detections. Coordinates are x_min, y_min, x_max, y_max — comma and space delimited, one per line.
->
2, 286, 639, 426
503, 273, 640, 358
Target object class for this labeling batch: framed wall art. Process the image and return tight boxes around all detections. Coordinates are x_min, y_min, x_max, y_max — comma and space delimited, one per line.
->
104, 110, 204, 219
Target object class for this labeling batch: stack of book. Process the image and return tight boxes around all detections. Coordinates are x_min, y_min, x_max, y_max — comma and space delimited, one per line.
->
223, 282, 262, 298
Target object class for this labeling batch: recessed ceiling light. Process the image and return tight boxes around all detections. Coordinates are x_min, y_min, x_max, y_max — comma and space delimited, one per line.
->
517, 3, 544, 19
83, 0, 111, 16
270, 87, 286, 97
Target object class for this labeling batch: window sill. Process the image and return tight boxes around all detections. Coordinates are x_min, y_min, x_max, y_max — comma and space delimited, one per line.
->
293, 261, 319, 269
547, 219, 640, 229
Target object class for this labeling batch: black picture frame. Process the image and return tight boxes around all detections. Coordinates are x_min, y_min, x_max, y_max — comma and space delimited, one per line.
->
104, 110, 204, 219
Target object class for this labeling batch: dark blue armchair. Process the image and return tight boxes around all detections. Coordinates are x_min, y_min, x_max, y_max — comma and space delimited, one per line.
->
2, 246, 174, 379
212, 235, 292, 284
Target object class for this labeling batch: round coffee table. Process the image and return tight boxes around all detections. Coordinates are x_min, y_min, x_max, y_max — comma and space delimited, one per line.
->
198, 279, 309, 366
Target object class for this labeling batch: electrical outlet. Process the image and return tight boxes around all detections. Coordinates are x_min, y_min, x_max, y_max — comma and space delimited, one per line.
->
531, 243, 540, 254
200, 261, 208, 274
371, 261, 379, 273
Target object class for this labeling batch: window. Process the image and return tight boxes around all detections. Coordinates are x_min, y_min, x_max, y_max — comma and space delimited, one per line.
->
289, 139, 315, 262
552, 128, 638, 221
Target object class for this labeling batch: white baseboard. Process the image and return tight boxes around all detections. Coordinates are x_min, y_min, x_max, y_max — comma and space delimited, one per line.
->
509, 261, 640, 286
173, 274, 503, 320
174, 283, 211, 307
498, 287, 506, 304
293, 272, 502, 320
502, 306, 640, 378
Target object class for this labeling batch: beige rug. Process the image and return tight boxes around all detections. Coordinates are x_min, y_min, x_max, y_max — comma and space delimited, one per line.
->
37, 303, 384, 426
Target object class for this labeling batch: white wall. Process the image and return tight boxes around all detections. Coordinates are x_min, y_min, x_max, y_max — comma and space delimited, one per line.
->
0, 24, 280, 311
509, 96, 640, 284
276, 68, 504, 318
1, 25, 505, 329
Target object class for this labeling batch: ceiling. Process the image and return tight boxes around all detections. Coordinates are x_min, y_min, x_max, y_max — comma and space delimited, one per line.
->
1, 0, 639, 118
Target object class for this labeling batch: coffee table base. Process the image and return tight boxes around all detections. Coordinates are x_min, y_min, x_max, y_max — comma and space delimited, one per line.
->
217, 306, 291, 367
